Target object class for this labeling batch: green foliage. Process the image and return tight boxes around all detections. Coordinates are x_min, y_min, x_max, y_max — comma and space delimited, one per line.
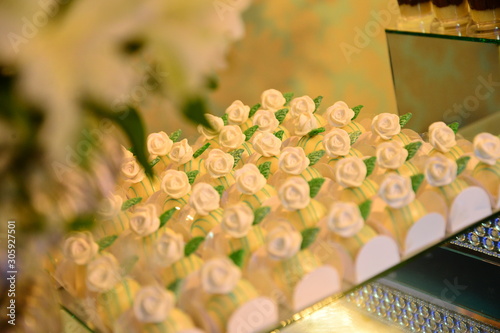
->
244, 125, 259, 141
213, 185, 225, 197
98, 235, 118, 251
313, 96, 323, 113
184, 237, 205, 257
456, 156, 470, 176
258, 161, 271, 179
349, 131, 362, 145
404, 141, 422, 161
167, 279, 183, 298
149, 157, 161, 167
351, 105, 363, 120
229, 249, 246, 268
159, 207, 177, 228
253, 206, 271, 225
307, 127, 325, 137
363, 156, 376, 177
308, 150, 326, 166
283, 92, 294, 105
275, 108, 289, 124
186, 170, 199, 185
273, 130, 284, 140
182, 97, 211, 128
308, 178, 325, 198
358, 200, 372, 221
448, 122, 460, 134
121, 197, 142, 211
229, 148, 245, 168
67, 215, 95, 231
399, 113, 413, 128
300, 228, 320, 250
248, 103, 261, 118
193, 142, 210, 158
411, 174, 425, 193
221, 113, 229, 126
169, 129, 182, 142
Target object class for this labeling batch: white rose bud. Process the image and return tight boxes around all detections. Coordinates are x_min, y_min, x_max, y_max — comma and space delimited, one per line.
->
323, 128, 351, 158
205, 149, 234, 178
253, 132, 281, 157
378, 173, 415, 209
376, 141, 409, 170
371, 113, 401, 140
428, 122, 456, 153
325, 101, 355, 127
221, 203, 254, 238
290, 96, 315, 118
261, 89, 286, 111
86, 253, 121, 292
63, 232, 99, 265
169, 139, 193, 165
424, 155, 457, 187
226, 100, 250, 125
266, 223, 302, 260
153, 229, 185, 267
333, 157, 367, 188
473, 133, 500, 166
327, 202, 364, 237
198, 114, 224, 139
293, 112, 319, 136
121, 157, 145, 183
253, 110, 279, 133
219, 125, 246, 150
97, 194, 123, 219
201, 257, 241, 294
278, 147, 310, 175
130, 204, 160, 237
147, 131, 173, 158
189, 182, 220, 216
161, 170, 191, 198
278, 177, 311, 211
134, 286, 175, 323
235, 163, 267, 195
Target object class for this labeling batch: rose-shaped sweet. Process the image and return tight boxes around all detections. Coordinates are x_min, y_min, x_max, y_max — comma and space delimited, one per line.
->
278, 147, 310, 175
261, 89, 286, 111
325, 101, 355, 127
133, 285, 175, 323
201, 257, 241, 294
198, 114, 224, 139
121, 157, 145, 183
371, 113, 401, 140
473, 132, 500, 165
323, 128, 351, 158
63, 232, 99, 265
376, 141, 408, 170
278, 177, 311, 211
86, 253, 121, 292
235, 163, 267, 195
327, 202, 364, 237
153, 229, 185, 267
226, 100, 250, 125
221, 203, 254, 238
252, 132, 281, 157
333, 157, 367, 188
378, 173, 415, 209
266, 223, 302, 260
205, 149, 234, 178
147, 131, 173, 158
97, 194, 123, 219
161, 169, 191, 198
424, 155, 457, 187
253, 109, 279, 133
169, 139, 193, 165
219, 125, 246, 150
428, 122, 456, 153
293, 112, 319, 136
290, 96, 315, 118
130, 204, 160, 237
189, 182, 220, 216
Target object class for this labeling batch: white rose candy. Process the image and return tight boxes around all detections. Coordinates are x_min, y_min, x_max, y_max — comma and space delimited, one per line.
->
147, 131, 173, 158
278, 147, 310, 175
333, 157, 367, 188
235, 164, 267, 195
327, 202, 364, 237
169, 139, 193, 165
198, 114, 224, 139
226, 100, 250, 125
473, 132, 500, 165
205, 149, 234, 178
252, 132, 282, 157
221, 203, 254, 238
266, 223, 302, 260
121, 157, 145, 183
153, 229, 185, 267
428, 122, 456, 153
293, 112, 319, 136
424, 155, 457, 187
378, 173, 415, 209
376, 141, 408, 170
201, 257, 241, 294
371, 113, 401, 140
278, 177, 311, 211
290, 96, 316, 118
161, 169, 191, 198
253, 109, 279, 133
323, 128, 351, 158
63, 232, 99, 265
219, 125, 246, 150
134, 285, 175, 323
86, 253, 121, 292
130, 204, 160, 237
97, 194, 123, 219
261, 89, 286, 111
325, 101, 355, 128
189, 182, 220, 216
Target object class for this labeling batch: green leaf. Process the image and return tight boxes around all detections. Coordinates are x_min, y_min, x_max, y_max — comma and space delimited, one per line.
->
213, 185, 225, 197
159, 207, 177, 228
308, 178, 325, 198
229, 148, 245, 168
448, 122, 460, 134
300, 228, 320, 250
229, 249, 246, 268
150, 157, 161, 167
253, 206, 271, 225
167, 279, 183, 297
122, 255, 138, 275
274, 108, 289, 124
244, 125, 259, 141
313, 96, 323, 113
363, 156, 376, 177
186, 170, 199, 185
182, 97, 211, 128
258, 161, 271, 179
411, 174, 424, 193
308, 150, 326, 166
358, 200, 372, 221
193, 142, 211, 159
307, 127, 325, 137
404, 141, 422, 161
283, 92, 294, 105
248, 103, 261, 118
184, 237, 205, 257
67, 215, 95, 232
221, 113, 229, 126
273, 130, 284, 140
399, 113, 413, 128
98, 235, 118, 251
456, 156, 470, 176
169, 129, 182, 142
349, 131, 362, 145
351, 105, 363, 120
121, 197, 142, 211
